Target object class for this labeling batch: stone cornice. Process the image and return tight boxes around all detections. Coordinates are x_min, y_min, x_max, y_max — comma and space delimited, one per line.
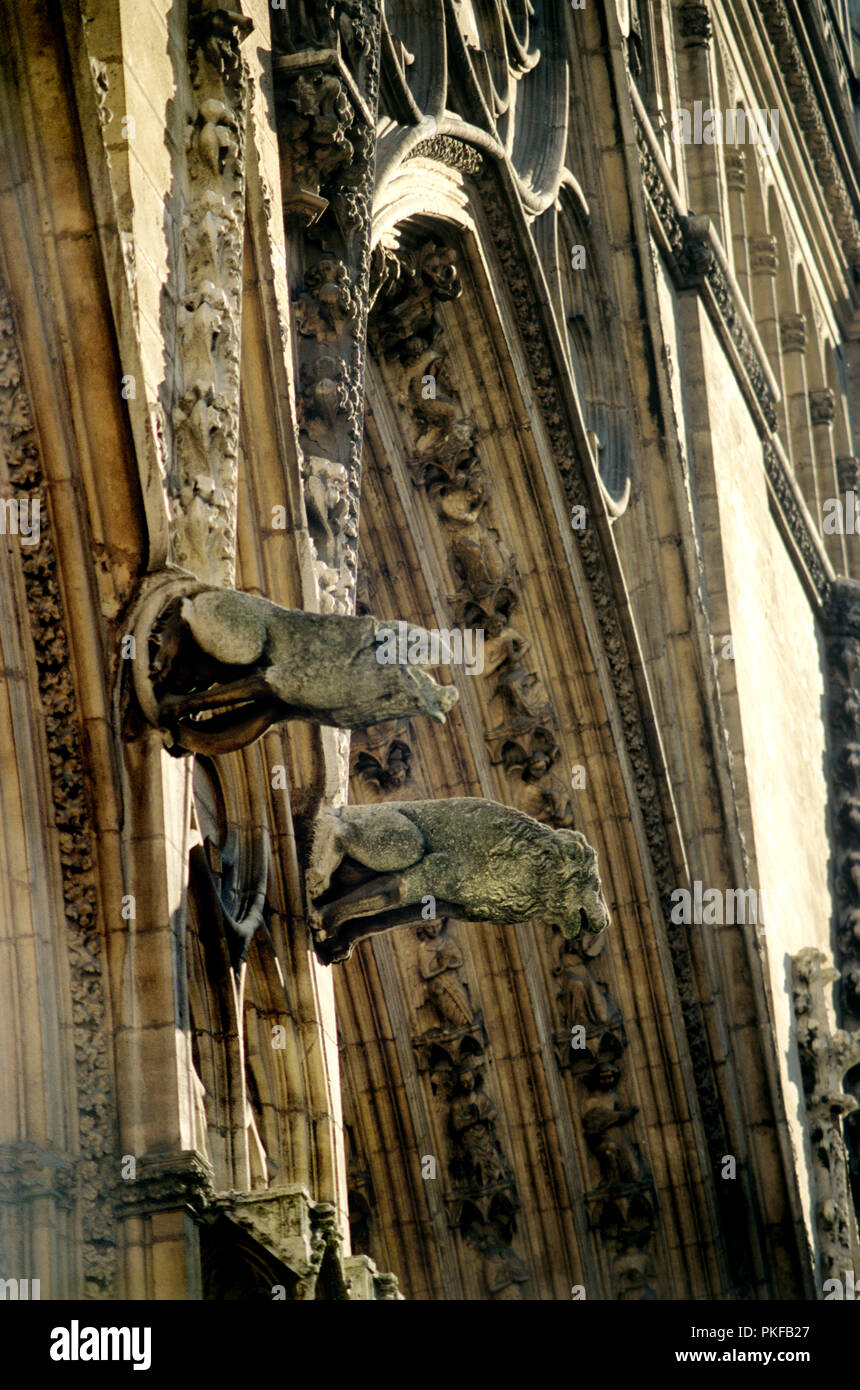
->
763, 437, 833, 605
114, 1151, 216, 1216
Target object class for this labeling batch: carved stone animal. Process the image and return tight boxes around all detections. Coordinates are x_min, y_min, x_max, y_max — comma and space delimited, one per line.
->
132, 582, 458, 755
308, 797, 610, 962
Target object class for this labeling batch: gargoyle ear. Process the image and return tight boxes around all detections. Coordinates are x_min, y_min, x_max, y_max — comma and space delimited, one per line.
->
554, 827, 590, 862
406, 668, 459, 724
180, 590, 268, 666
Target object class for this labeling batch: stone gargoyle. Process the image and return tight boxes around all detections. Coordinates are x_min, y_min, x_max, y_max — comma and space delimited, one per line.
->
131, 580, 458, 755
307, 798, 610, 963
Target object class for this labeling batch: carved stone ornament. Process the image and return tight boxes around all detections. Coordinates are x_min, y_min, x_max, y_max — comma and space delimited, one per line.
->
129, 578, 458, 755
169, 0, 254, 586
271, 3, 382, 615
550, 928, 656, 1296
411, 1017, 526, 1296
762, 440, 830, 600
823, 580, 860, 1029
351, 718, 413, 793
780, 312, 807, 353
837, 458, 860, 495
210, 1183, 400, 1299
307, 798, 610, 963
0, 1143, 76, 1207
678, 2, 713, 47
724, 149, 746, 191
810, 388, 836, 427
749, 233, 778, 275
369, 236, 572, 826
0, 280, 116, 1294
791, 948, 860, 1284
635, 119, 778, 434
757, 0, 860, 265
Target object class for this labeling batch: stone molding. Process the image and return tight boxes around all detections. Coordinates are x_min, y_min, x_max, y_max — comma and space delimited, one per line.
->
635, 115, 778, 433
0, 281, 116, 1296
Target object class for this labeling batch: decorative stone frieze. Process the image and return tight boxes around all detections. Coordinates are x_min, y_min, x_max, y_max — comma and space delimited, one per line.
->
0, 282, 116, 1296
762, 440, 830, 600
553, 931, 656, 1297
823, 580, 860, 1029
410, 951, 527, 1298
351, 719, 414, 795
369, 236, 574, 823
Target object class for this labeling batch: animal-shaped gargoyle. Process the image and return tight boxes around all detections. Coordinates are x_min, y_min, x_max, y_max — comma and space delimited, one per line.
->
131, 582, 458, 755
307, 798, 610, 963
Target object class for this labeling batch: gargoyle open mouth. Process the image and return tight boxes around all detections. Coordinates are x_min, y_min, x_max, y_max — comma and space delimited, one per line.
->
142, 595, 286, 756
130, 579, 461, 754
157, 676, 288, 755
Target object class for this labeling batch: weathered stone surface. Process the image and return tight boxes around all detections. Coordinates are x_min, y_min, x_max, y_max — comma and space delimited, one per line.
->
5, 0, 860, 1308
131, 581, 458, 753
308, 799, 610, 962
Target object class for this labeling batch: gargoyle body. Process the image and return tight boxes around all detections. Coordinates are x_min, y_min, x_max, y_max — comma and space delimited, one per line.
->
132, 581, 458, 754
308, 798, 610, 962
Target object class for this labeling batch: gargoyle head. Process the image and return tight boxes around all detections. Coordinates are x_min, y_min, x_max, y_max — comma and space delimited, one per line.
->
551, 828, 611, 945
131, 582, 458, 756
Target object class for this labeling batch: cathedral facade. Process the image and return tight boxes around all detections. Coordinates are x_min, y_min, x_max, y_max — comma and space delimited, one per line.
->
1, 0, 859, 1301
